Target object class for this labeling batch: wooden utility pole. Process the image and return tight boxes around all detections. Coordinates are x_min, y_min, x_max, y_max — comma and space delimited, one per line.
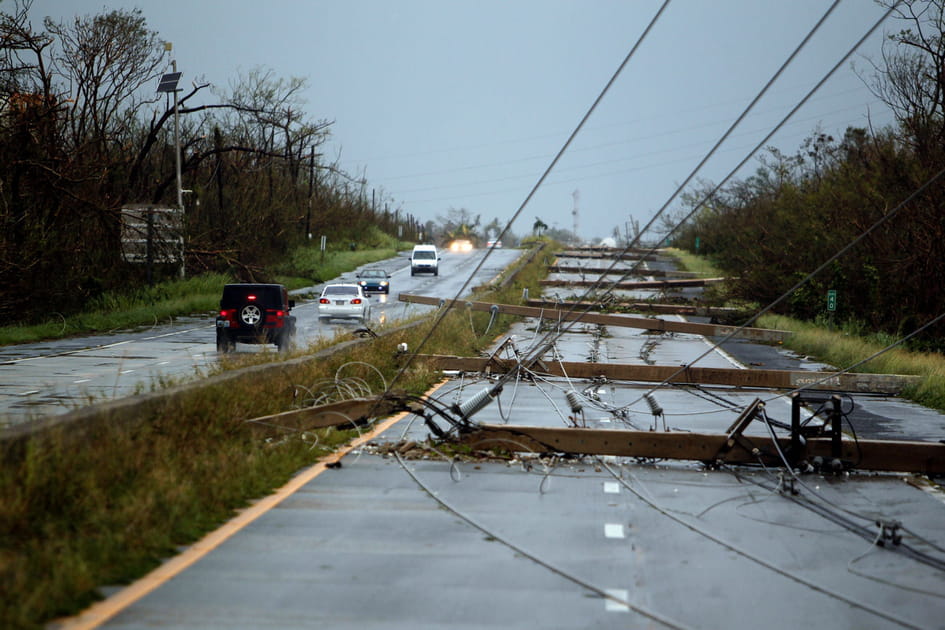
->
397, 294, 792, 343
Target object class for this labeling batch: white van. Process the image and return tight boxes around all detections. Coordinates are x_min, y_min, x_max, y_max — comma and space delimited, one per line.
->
410, 244, 440, 276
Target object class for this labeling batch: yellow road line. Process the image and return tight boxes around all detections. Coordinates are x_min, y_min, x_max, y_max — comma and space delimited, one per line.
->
55, 410, 412, 630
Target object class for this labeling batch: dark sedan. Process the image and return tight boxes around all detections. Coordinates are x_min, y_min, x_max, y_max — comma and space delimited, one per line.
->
356, 268, 390, 294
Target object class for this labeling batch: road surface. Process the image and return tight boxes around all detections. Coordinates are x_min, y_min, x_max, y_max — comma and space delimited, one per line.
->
60, 250, 945, 630
0, 247, 521, 424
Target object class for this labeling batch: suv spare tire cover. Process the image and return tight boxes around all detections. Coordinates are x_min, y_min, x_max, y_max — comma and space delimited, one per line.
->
240, 303, 263, 326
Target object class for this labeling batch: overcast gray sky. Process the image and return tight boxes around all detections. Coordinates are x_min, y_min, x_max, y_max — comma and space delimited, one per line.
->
28, 0, 899, 242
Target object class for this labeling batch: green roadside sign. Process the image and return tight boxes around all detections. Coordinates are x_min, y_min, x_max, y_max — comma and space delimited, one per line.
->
827, 289, 837, 312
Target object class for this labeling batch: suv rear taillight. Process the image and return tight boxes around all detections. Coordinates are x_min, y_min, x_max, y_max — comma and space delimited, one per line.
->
219, 308, 238, 324
264, 309, 286, 327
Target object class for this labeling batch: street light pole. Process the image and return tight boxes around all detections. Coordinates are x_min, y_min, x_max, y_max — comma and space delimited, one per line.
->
173, 59, 183, 214
172, 59, 184, 277
157, 50, 186, 278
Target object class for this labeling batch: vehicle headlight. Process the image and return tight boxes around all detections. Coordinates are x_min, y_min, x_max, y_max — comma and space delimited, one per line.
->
380, 281, 389, 286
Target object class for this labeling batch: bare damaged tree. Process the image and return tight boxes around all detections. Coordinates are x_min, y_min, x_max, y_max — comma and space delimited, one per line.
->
0, 0, 56, 250
865, 0, 945, 157
0, 3, 411, 322
1, 1, 53, 103
45, 8, 165, 158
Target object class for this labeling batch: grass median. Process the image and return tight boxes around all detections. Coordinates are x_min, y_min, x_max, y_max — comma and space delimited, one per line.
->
0, 243, 552, 630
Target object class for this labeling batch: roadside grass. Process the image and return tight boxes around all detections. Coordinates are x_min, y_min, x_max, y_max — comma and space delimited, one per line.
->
666, 248, 945, 413
662, 247, 721, 277
662, 247, 752, 309
759, 313, 945, 413
0, 245, 410, 346
0, 245, 547, 630
0, 274, 229, 346
278, 244, 411, 284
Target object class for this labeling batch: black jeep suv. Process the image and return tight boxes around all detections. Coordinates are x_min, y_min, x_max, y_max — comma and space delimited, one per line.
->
215, 283, 296, 352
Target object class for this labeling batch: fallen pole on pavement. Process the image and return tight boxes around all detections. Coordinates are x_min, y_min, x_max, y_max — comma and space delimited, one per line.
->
412, 354, 920, 394
398, 293, 792, 342
524, 298, 742, 318
540, 277, 728, 289
458, 423, 945, 475
547, 265, 701, 277
252, 394, 945, 475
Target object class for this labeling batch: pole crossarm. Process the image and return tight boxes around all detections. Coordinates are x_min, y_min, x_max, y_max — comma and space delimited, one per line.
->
413, 354, 920, 394
554, 250, 667, 261
460, 424, 945, 475
524, 298, 741, 318
547, 265, 701, 277
398, 293, 792, 342
539, 277, 728, 289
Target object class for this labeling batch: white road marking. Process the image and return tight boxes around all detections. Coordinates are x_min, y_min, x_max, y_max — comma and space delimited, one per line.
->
672, 313, 748, 369
603, 482, 620, 494
702, 336, 746, 369
1, 327, 210, 364
604, 589, 630, 612
604, 523, 625, 538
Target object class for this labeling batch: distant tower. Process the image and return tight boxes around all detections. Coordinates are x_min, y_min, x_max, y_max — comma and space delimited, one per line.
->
571, 189, 580, 242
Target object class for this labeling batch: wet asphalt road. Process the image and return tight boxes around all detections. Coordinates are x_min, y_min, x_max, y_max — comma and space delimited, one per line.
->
0, 247, 521, 424
58, 250, 945, 630
55, 252, 945, 630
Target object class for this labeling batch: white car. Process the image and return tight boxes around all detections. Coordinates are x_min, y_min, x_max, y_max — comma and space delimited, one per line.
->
410, 244, 440, 276
318, 284, 371, 323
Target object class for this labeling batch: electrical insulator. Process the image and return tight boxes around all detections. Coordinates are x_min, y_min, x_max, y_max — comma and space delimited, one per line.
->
565, 390, 583, 414
457, 386, 499, 421
644, 393, 663, 418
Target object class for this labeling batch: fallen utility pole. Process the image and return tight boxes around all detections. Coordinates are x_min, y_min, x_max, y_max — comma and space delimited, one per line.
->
555, 251, 666, 261
398, 293, 792, 343
540, 277, 727, 290
254, 395, 945, 474
414, 354, 919, 394
244, 395, 417, 435
548, 265, 701, 277
524, 298, 741, 318
560, 246, 659, 254
459, 424, 945, 475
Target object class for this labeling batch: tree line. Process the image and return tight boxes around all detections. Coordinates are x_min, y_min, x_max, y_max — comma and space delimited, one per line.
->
672, 0, 945, 348
0, 1, 420, 324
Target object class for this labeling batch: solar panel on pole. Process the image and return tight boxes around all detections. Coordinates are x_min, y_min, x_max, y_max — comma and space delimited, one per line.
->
157, 72, 181, 93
